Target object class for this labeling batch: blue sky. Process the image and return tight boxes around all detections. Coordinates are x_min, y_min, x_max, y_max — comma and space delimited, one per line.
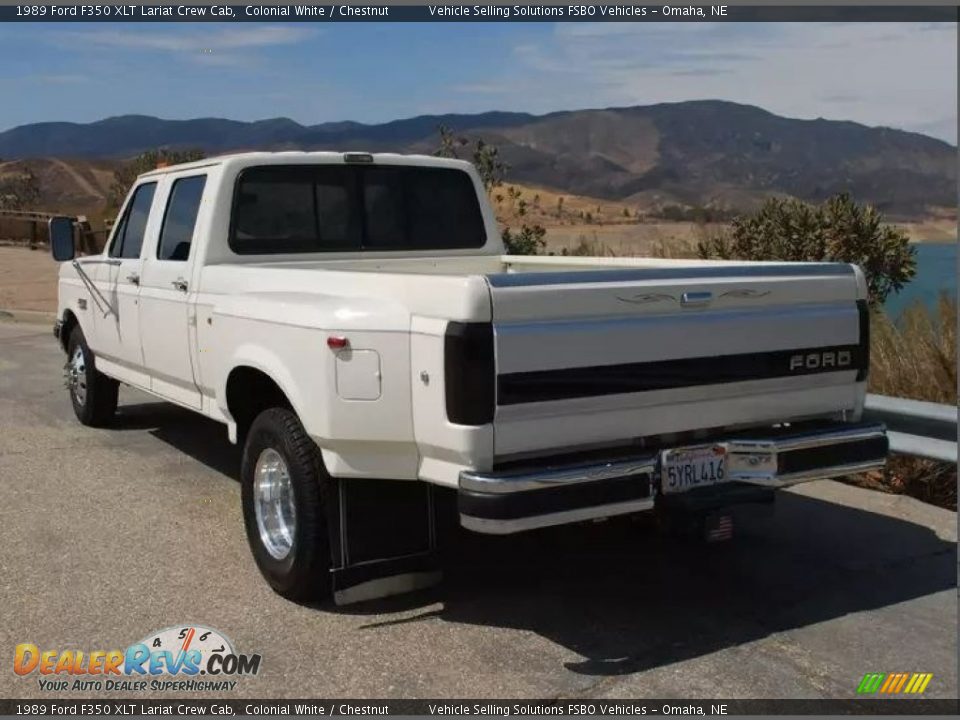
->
1, 21, 956, 142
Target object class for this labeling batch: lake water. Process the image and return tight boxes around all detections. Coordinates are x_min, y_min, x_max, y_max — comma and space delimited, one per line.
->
884, 242, 957, 318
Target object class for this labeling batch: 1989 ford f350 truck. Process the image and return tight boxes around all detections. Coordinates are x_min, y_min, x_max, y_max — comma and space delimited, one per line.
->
50, 152, 888, 604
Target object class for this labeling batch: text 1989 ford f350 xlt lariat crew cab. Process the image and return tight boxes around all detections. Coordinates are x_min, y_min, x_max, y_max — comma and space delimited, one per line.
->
50, 152, 888, 604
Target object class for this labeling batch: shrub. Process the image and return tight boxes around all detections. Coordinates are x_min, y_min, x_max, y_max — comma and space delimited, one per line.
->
697, 193, 916, 306
502, 224, 546, 255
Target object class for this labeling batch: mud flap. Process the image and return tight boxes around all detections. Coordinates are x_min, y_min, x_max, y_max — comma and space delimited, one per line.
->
326, 478, 441, 605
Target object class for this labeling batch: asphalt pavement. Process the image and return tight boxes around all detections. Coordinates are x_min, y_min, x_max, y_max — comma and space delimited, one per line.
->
0, 320, 956, 700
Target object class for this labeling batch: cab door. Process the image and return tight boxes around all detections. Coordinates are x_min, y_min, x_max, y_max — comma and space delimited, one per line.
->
91, 181, 157, 389
138, 174, 207, 409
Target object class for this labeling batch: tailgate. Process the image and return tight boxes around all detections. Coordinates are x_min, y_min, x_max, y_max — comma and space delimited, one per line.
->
485, 263, 868, 459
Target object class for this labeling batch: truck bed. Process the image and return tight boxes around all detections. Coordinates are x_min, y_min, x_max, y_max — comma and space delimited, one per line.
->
199, 254, 868, 479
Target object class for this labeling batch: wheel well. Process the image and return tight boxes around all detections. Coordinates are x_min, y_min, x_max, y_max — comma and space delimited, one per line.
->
226, 366, 293, 442
60, 310, 79, 353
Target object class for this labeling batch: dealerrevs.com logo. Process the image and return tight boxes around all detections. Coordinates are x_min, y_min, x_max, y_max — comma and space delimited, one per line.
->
14, 625, 261, 692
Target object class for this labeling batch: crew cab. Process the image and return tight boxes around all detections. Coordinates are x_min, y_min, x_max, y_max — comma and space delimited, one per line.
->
50, 152, 888, 604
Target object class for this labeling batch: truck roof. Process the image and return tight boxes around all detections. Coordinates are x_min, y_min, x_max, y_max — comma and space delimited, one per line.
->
136, 151, 475, 180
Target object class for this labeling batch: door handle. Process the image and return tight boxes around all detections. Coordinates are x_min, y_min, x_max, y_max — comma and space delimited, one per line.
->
126, 273, 140, 285
171, 279, 188, 292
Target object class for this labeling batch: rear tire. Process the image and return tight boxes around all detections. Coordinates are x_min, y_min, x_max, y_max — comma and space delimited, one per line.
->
241, 407, 332, 602
66, 326, 118, 427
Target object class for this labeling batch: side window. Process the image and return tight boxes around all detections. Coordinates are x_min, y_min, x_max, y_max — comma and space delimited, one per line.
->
109, 182, 157, 259
158, 175, 207, 261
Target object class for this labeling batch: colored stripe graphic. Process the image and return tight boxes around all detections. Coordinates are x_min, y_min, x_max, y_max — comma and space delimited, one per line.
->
857, 672, 933, 694
857, 673, 885, 694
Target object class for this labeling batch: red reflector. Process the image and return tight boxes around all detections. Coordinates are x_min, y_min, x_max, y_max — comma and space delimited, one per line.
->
327, 336, 349, 349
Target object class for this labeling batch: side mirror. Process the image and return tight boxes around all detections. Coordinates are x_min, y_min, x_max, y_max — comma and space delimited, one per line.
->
49, 217, 76, 262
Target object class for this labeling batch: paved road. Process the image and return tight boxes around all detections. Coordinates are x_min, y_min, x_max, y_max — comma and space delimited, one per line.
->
0, 321, 956, 700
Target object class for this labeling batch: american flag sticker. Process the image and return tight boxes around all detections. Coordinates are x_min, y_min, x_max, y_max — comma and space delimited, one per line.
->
706, 514, 734, 542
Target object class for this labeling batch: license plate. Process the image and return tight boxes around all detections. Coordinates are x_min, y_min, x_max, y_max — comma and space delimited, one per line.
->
660, 445, 727, 494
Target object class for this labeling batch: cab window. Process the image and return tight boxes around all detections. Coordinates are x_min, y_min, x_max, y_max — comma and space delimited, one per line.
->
229, 165, 485, 254
157, 175, 206, 261
109, 182, 157, 259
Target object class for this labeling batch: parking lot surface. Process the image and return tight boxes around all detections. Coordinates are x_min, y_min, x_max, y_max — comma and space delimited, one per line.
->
0, 321, 956, 700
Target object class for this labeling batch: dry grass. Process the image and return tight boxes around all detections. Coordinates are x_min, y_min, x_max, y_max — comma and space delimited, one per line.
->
870, 295, 957, 404
492, 183, 643, 228
860, 295, 957, 510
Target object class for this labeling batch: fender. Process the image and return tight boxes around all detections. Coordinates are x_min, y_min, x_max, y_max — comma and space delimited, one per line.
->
218, 346, 311, 445
56, 261, 97, 351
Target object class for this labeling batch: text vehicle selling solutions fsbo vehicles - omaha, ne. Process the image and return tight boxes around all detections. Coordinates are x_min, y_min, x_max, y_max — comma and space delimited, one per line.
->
49, 151, 888, 605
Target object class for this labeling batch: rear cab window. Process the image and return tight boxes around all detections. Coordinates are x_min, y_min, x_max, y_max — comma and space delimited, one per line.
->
109, 182, 157, 259
229, 164, 486, 255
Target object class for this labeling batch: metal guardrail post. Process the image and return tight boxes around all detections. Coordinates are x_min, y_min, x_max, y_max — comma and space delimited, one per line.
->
863, 394, 958, 462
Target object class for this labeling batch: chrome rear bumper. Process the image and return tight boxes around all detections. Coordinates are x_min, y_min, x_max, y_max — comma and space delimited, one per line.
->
459, 421, 888, 534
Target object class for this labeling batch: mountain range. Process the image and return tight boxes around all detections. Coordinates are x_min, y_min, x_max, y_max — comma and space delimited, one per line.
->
0, 100, 954, 218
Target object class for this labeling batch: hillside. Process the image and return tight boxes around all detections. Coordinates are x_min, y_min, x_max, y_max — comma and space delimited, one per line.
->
0, 101, 954, 218
0, 157, 118, 216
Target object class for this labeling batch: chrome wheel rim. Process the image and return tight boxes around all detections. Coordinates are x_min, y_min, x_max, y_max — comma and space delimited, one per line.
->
67, 346, 87, 407
253, 448, 297, 561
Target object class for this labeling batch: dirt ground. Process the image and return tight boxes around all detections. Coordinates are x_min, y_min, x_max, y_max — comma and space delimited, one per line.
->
0, 246, 59, 313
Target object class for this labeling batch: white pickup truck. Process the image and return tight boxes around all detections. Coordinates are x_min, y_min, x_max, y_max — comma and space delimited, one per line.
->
51, 152, 888, 604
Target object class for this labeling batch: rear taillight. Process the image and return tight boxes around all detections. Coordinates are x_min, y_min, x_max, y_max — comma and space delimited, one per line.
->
444, 322, 494, 425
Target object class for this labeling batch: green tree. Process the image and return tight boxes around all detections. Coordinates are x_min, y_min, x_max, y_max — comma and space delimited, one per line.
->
434, 125, 507, 192
108, 148, 206, 210
502, 224, 546, 255
697, 193, 915, 305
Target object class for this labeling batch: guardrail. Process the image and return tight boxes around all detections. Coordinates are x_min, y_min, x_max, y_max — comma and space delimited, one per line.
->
863, 394, 958, 463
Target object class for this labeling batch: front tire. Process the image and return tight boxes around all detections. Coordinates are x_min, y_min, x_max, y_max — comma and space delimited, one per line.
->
241, 407, 332, 602
66, 326, 118, 427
